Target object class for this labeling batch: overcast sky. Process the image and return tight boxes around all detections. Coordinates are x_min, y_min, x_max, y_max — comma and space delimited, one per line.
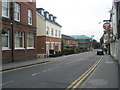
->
36, 0, 113, 41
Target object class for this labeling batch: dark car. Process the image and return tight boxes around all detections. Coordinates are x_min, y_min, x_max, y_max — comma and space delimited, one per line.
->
97, 49, 104, 55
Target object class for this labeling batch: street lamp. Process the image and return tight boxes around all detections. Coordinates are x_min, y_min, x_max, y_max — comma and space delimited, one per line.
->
11, 22, 14, 62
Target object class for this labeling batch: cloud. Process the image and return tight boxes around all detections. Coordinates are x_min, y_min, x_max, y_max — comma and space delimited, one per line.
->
36, 0, 113, 41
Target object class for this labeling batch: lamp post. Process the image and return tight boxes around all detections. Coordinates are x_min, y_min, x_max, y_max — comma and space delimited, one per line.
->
11, 22, 14, 62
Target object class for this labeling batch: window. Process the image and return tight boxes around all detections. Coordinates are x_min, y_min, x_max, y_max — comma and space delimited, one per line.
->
14, 3, 20, 21
28, 10, 32, 25
2, 0, 9, 18
58, 43, 61, 51
15, 31, 24, 49
55, 30, 57, 37
46, 27, 49, 35
59, 31, 61, 37
28, 0, 32, 2
27, 33, 34, 48
51, 42, 54, 50
2, 29, 9, 50
51, 28, 54, 36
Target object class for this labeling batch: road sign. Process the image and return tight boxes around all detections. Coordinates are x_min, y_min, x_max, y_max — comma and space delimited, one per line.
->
103, 23, 111, 30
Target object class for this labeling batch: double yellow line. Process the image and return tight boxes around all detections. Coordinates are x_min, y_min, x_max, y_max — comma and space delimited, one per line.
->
0, 58, 66, 74
0, 61, 51, 74
66, 56, 103, 90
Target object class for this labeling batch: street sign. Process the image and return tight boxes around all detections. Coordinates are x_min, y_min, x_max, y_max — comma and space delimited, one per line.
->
103, 23, 111, 30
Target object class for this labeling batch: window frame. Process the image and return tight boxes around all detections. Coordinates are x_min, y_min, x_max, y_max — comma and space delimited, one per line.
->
14, 2, 20, 22
55, 30, 57, 37
27, 32, 35, 49
2, 29, 10, 50
28, 9, 32, 25
51, 28, 54, 36
46, 27, 49, 36
28, 0, 32, 2
15, 31, 25, 49
59, 31, 61, 38
2, 0, 10, 18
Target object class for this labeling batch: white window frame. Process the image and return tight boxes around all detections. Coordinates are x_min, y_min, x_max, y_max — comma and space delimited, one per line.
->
51, 28, 54, 36
2, 0, 10, 18
15, 31, 25, 49
2, 29, 10, 50
46, 27, 49, 36
59, 31, 61, 37
14, 3, 20, 22
55, 30, 57, 37
27, 32, 35, 49
28, 9, 32, 25
28, 0, 32, 2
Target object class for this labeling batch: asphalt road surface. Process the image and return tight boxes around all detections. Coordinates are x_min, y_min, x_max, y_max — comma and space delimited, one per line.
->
1, 50, 118, 89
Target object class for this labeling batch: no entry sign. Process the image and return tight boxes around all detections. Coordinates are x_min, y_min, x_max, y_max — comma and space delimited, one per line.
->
103, 23, 111, 30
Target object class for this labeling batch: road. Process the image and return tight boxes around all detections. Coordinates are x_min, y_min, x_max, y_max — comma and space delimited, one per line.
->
1, 50, 118, 89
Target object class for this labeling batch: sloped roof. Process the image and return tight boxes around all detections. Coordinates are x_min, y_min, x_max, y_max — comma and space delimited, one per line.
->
62, 34, 75, 40
71, 35, 92, 39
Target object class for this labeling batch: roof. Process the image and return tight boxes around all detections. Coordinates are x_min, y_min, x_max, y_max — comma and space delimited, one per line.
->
71, 35, 92, 39
36, 8, 62, 27
62, 34, 76, 40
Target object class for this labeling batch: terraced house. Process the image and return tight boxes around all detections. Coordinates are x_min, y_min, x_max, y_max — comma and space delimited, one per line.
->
36, 8, 62, 58
2, 0, 37, 63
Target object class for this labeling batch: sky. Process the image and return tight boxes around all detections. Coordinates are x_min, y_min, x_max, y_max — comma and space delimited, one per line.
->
36, 0, 113, 41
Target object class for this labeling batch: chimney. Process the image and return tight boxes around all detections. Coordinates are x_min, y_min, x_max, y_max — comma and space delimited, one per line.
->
49, 14, 53, 21
53, 16, 57, 22
37, 8, 44, 16
44, 11, 49, 19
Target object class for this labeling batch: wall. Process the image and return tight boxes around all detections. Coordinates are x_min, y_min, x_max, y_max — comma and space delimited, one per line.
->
37, 36, 46, 54
36, 12, 46, 36
118, 39, 120, 64
46, 20, 61, 38
110, 2, 118, 60
2, 2, 37, 63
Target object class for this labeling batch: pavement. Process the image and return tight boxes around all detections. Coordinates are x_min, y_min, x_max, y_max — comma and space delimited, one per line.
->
2, 53, 83, 71
79, 54, 119, 88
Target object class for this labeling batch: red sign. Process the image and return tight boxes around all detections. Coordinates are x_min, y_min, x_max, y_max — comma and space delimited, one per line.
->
103, 23, 111, 30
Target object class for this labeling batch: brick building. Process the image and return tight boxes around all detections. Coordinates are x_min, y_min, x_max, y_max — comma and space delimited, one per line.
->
71, 35, 92, 51
36, 8, 62, 58
62, 34, 78, 53
2, 0, 37, 63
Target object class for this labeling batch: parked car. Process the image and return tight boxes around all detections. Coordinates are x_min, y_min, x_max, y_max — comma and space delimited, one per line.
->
97, 49, 104, 55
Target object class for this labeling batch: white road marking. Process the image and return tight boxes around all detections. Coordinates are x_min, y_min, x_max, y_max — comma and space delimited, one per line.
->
106, 62, 113, 64
0, 81, 14, 86
43, 70, 46, 72
32, 68, 54, 76
66, 63, 70, 65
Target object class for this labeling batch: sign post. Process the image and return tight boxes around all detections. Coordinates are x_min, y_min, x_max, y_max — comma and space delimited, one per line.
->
103, 23, 111, 30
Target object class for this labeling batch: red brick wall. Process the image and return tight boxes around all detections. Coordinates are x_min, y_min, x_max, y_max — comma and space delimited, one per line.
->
18, 2, 36, 27
37, 36, 61, 54
2, 2, 37, 63
37, 36, 46, 54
